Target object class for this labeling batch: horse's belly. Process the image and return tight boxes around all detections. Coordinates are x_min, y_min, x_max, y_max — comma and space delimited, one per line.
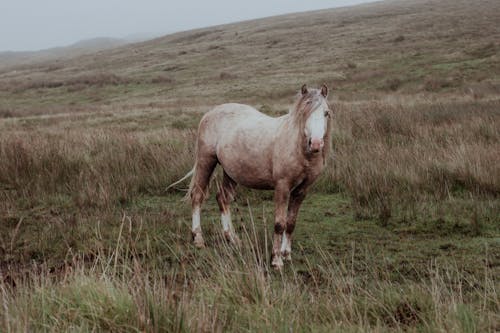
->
219, 157, 274, 190
233, 173, 274, 190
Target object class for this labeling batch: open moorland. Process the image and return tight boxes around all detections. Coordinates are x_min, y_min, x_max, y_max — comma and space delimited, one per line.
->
0, 0, 499, 331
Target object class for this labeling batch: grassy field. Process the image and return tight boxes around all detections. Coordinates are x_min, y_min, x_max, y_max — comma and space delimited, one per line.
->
1, 0, 499, 331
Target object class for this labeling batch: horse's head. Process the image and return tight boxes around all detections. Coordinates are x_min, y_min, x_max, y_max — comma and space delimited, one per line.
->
293, 84, 331, 154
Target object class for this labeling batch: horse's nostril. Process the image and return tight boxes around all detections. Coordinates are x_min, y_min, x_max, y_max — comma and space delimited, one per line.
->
309, 138, 323, 152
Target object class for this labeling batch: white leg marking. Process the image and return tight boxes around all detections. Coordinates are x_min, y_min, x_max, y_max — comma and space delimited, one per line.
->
281, 233, 292, 261
221, 211, 232, 233
192, 206, 204, 248
192, 206, 201, 233
280, 233, 288, 253
221, 211, 240, 245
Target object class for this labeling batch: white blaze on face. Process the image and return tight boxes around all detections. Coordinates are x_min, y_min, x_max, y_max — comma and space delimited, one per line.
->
192, 206, 201, 233
304, 101, 327, 144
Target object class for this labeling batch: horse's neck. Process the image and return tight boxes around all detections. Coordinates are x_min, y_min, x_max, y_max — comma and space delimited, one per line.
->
277, 113, 306, 157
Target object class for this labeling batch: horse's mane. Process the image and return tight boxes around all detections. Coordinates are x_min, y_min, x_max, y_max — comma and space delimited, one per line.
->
290, 89, 322, 126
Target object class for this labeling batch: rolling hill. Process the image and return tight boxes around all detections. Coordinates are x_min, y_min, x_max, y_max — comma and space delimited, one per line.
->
0, 0, 498, 118
0, 37, 136, 71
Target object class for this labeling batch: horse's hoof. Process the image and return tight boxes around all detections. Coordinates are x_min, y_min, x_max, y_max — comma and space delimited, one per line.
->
224, 231, 241, 247
282, 251, 291, 262
193, 233, 205, 248
271, 255, 284, 270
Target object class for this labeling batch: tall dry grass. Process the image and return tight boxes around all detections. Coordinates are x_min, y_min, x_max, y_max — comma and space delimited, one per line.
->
0, 73, 134, 94
316, 98, 500, 222
0, 128, 194, 209
1, 213, 497, 332
1, 98, 498, 219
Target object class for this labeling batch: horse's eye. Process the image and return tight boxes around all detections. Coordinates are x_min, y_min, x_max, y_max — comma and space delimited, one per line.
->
306, 100, 312, 105
324, 110, 330, 117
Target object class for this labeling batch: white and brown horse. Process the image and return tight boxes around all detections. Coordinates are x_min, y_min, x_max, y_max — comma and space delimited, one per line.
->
170, 84, 332, 269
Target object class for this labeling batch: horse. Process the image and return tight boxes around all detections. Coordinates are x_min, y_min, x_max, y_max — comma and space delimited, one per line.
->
169, 84, 333, 269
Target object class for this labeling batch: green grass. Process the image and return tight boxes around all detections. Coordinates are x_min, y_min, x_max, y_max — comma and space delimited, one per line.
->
2, 191, 497, 281
1, 192, 498, 332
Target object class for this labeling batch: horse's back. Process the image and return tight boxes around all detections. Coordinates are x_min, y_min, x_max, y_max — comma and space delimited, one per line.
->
205, 103, 272, 124
196, 103, 281, 189
198, 103, 278, 140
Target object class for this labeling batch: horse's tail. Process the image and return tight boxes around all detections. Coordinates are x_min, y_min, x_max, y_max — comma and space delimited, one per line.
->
166, 167, 195, 194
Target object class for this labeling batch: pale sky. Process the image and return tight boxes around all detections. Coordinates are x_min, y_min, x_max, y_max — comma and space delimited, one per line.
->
0, 0, 376, 52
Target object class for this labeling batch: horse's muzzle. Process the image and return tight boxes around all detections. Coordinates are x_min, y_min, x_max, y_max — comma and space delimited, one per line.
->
308, 138, 324, 153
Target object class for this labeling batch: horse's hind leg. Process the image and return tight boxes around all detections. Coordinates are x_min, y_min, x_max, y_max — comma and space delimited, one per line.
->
216, 171, 240, 245
190, 154, 217, 248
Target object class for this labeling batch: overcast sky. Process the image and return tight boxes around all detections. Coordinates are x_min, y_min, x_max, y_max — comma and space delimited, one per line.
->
0, 0, 376, 52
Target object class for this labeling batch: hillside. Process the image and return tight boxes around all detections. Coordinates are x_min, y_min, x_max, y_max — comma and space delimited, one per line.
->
0, 0, 499, 119
0, 0, 499, 331
0, 37, 130, 71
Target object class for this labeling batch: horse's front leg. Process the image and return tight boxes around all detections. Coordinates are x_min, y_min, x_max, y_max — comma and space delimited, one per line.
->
282, 186, 307, 261
271, 182, 290, 270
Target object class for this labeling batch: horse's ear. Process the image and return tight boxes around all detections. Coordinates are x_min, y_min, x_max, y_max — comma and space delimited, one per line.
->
301, 84, 308, 95
321, 84, 328, 98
